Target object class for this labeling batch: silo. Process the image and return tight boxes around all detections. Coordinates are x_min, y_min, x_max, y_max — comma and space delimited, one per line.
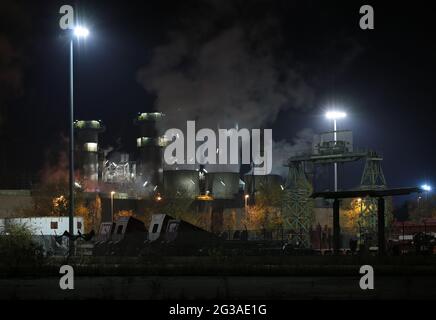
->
74, 120, 105, 182
244, 174, 284, 195
206, 172, 240, 199
134, 112, 166, 187
163, 170, 200, 199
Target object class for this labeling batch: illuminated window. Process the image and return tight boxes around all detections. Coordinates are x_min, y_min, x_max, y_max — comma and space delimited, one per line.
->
158, 136, 170, 147
83, 142, 98, 152
137, 137, 150, 147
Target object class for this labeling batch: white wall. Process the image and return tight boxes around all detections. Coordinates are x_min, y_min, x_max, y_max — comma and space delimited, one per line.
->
0, 217, 84, 235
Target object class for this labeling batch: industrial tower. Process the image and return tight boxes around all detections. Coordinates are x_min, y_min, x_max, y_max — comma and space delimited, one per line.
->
74, 120, 105, 183
134, 112, 166, 190
282, 129, 388, 248
282, 162, 314, 247
358, 151, 387, 236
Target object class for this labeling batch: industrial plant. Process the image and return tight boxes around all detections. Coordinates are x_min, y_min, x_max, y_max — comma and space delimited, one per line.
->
1, 110, 433, 256
67, 111, 406, 251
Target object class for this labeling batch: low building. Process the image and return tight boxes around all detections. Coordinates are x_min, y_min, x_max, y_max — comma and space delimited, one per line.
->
0, 217, 84, 235
0, 190, 34, 218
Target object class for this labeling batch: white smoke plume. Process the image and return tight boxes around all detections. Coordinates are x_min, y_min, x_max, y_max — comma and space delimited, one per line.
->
271, 128, 314, 177
138, 27, 313, 130
137, 1, 318, 175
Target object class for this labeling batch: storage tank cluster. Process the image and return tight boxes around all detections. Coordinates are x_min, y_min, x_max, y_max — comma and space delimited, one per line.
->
162, 170, 242, 200
74, 115, 283, 202
244, 174, 284, 196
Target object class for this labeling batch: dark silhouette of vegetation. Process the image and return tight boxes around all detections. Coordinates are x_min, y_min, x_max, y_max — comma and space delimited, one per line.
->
0, 223, 45, 268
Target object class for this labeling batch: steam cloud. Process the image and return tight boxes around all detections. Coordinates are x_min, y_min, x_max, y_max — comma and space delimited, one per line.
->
137, 25, 314, 130
137, 0, 356, 176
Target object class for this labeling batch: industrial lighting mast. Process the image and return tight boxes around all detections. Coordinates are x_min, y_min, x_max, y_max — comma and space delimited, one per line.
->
325, 110, 346, 191
68, 25, 90, 256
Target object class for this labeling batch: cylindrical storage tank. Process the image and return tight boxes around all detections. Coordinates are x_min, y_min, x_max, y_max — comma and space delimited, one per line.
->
206, 172, 240, 199
134, 112, 166, 186
244, 174, 283, 195
74, 120, 105, 182
135, 112, 165, 137
163, 170, 200, 199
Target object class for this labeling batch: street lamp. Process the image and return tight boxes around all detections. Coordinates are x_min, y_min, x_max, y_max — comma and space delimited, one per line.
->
325, 110, 346, 191
73, 26, 90, 38
421, 184, 432, 192
421, 184, 432, 201
110, 191, 115, 223
67, 25, 89, 256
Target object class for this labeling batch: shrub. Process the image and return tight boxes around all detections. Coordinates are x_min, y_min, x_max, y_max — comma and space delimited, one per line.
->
0, 223, 44, 268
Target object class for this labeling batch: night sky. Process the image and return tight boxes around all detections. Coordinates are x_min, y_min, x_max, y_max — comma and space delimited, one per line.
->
0, 0, 435, 197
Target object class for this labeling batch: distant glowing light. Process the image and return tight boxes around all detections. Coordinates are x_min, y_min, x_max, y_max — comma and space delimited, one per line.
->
280, 185, 285, 191
74, 26, 89, 38
156, 195, 162, 202
325, 111, 347, 120
245, 194, 250, 199
143, 181, 148, 187
111, 191, 115, 195
74, 182, 82, 189
421, 184, 432, 192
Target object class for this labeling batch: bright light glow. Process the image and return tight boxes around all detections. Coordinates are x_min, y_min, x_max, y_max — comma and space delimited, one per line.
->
111, 191, 115, 195
84, 142, 97, 152
421, 184, 432, 192
325, 111, 347, 120
156, 195, 162, 202
74, 26, 90, 38
245, 194, 250, 199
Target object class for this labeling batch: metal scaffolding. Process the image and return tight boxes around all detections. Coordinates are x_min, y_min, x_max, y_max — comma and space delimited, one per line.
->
282, 162, 314, 247
358, 151, 387, 237
283, 128, 389, 248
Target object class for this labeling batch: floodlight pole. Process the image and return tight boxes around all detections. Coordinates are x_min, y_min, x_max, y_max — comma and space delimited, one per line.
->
68, 39, 75, 256
333, 119, 338, 192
